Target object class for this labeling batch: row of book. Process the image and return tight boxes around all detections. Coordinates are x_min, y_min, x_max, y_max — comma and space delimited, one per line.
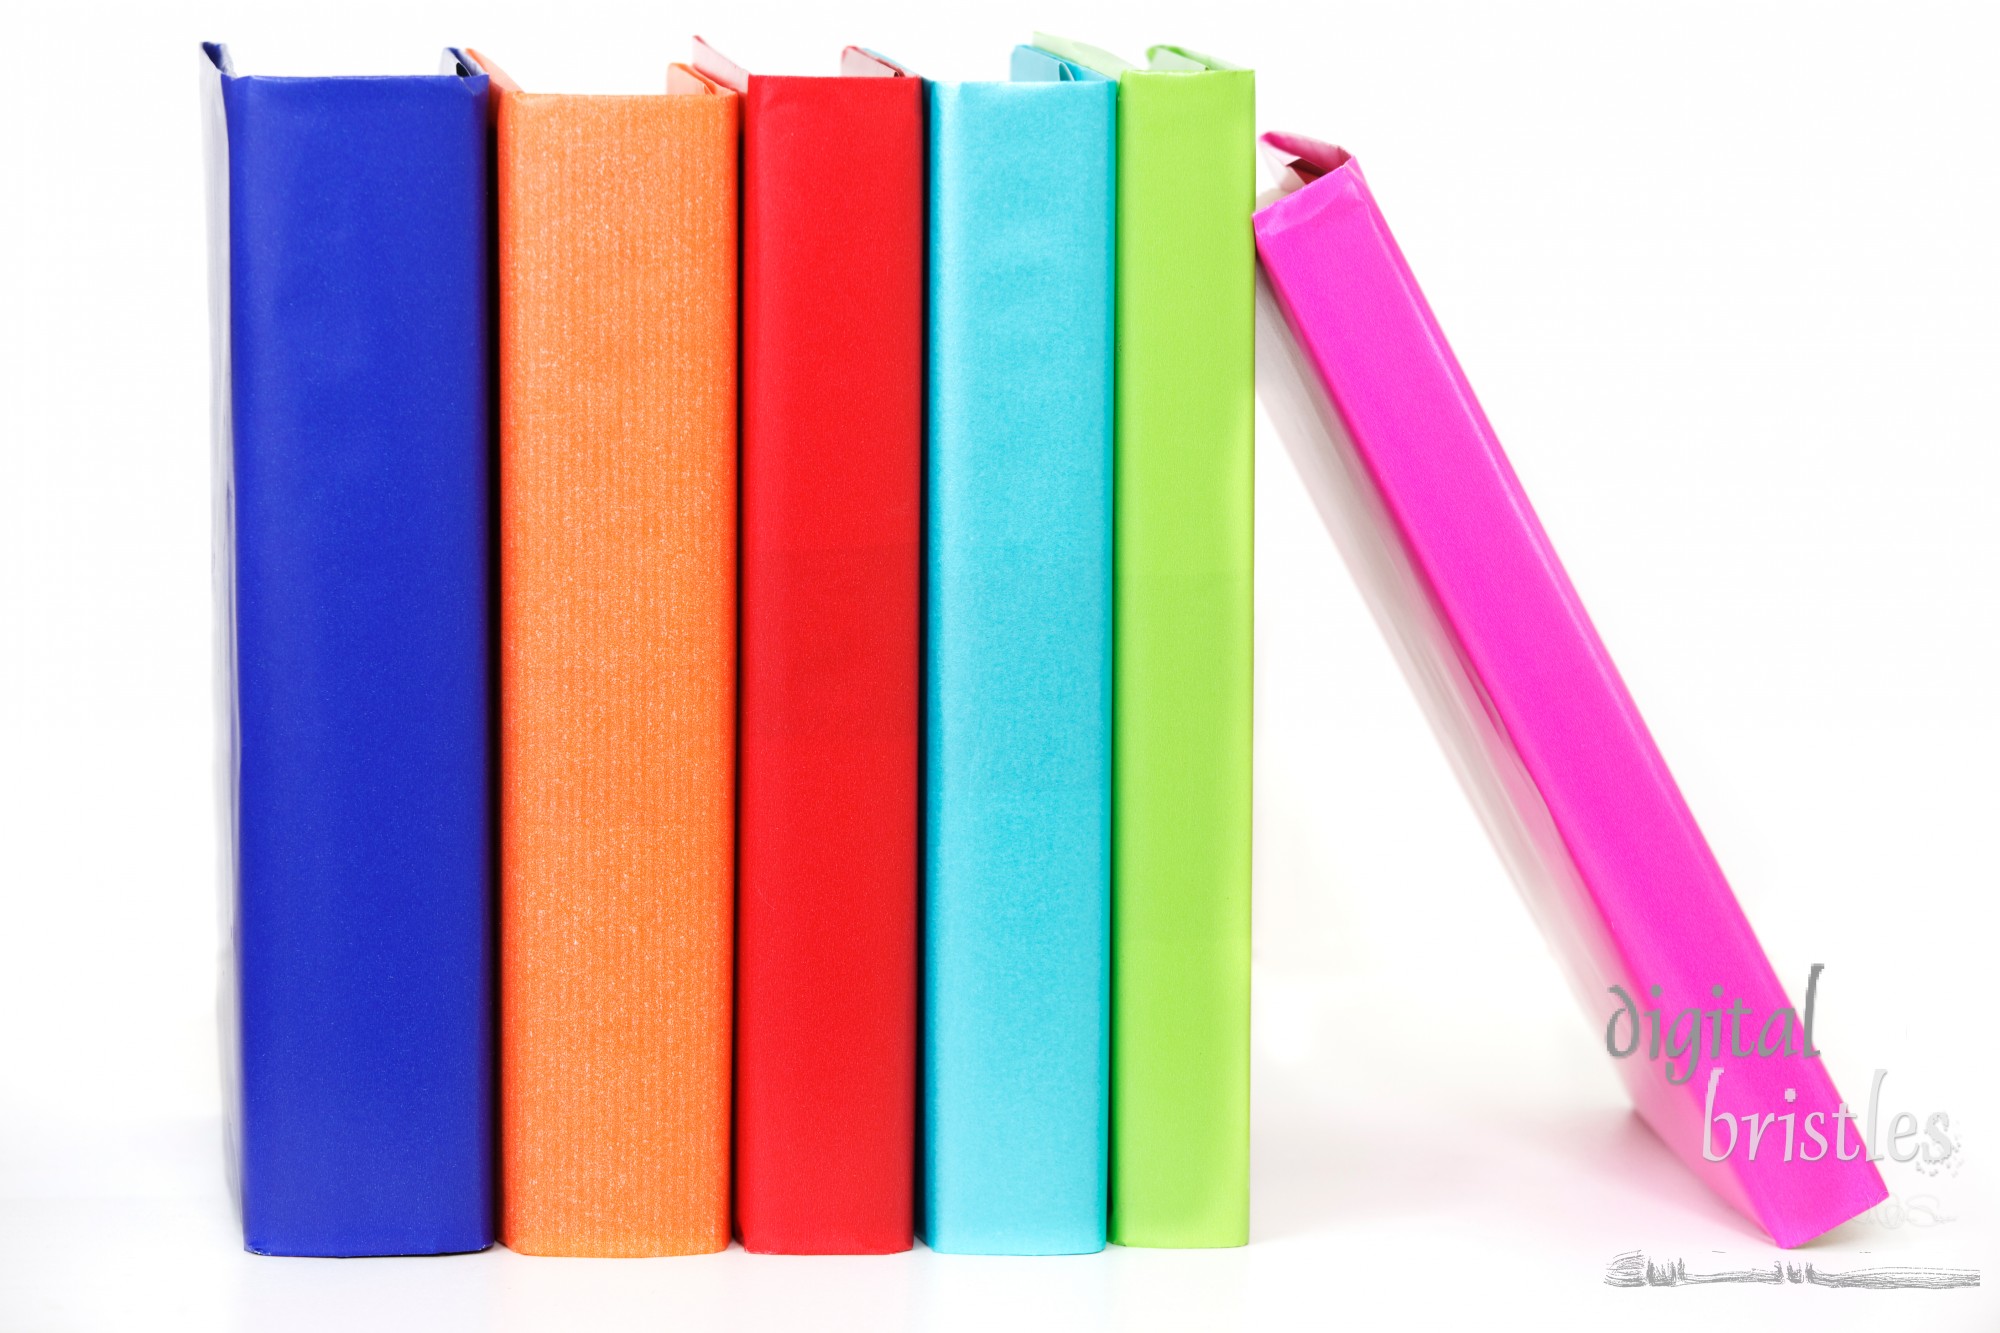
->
209, 30, 1891, 1264
205, 35, 1249, 1258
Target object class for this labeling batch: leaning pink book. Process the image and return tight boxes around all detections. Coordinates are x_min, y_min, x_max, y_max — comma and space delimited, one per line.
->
1253, 132, 1886, 1247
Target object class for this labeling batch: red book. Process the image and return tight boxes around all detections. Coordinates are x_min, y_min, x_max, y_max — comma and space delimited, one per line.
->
693, 39, 924, 1255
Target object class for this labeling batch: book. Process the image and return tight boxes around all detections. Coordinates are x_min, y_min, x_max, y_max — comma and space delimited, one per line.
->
920, 44, 1115, 1257
201, 42, 493, 1258
1032, 35, 1256, 1250
689, 39, 924, 1256
470, 49, 739, 1259
1252, 131, 1889, 1247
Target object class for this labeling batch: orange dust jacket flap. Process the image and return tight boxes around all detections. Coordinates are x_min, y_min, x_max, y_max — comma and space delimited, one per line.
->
468, 50, 739, 1258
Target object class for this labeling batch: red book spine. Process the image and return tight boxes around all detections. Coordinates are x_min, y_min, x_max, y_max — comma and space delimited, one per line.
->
733, 66, 925, 1254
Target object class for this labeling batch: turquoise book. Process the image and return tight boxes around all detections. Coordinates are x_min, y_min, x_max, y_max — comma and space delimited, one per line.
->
920, 45, 1115, 1256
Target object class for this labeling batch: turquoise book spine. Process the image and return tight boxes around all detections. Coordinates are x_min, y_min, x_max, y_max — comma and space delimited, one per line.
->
920, 46, 1115, 1257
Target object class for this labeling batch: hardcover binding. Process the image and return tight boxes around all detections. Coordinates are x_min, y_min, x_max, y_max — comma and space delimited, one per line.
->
920, 46, 1115, 1257
1251, 132, 1888, 1247
473, 50, 740, 1258
693, 39, 925, 1256
1035, 36, 1257, 1249
203, 43, 493, 1258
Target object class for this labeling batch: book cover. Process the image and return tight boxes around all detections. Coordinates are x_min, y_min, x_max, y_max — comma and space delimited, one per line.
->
202, 43, 493, 1258
1033, 35, 1256, 1250
690, 39, 924, 1256
1251, 131, 1889, 1247
920, 44, 1115, 1257
471, 49, 739, 1259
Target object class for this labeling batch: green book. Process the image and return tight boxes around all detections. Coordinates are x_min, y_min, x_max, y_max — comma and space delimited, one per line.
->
1033, 35, 1255, 1249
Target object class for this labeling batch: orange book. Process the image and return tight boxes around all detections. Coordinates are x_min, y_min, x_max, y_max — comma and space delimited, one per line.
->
470, 50, 738, 1258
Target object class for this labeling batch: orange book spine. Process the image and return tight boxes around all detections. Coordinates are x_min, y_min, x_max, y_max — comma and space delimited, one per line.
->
480, 53, 739, 1257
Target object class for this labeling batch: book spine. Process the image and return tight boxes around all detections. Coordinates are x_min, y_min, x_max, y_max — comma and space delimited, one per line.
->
1109, 68, 1257, 1249
217, 60, 493, 1257
731, 75, 926, 1255
493, 86, 739, 1258
921, 78, 1115, 1256
1251, 141, 1888, 1247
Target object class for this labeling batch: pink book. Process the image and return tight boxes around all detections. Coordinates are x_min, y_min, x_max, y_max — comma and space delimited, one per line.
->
1252, 132, 1886, 1247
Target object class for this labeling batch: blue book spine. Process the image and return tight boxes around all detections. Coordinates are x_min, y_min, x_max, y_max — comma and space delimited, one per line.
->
921, 49, 1115, 1256
205, 44, 493, 1257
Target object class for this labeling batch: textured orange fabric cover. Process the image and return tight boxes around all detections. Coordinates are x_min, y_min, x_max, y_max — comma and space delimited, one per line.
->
480, 53, 738, 1258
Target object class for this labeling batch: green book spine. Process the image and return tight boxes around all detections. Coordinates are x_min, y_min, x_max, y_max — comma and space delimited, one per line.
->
1109, 48, 1255, 1248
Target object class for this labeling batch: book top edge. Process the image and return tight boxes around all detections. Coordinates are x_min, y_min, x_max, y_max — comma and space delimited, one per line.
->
202, 42, 483, 84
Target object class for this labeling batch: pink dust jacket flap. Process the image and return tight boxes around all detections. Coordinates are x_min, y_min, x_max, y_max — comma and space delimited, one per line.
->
1252, 132, 1886, 1247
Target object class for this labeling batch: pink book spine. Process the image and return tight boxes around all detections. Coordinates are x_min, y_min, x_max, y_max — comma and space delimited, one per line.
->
1252, 131, 1885, 1247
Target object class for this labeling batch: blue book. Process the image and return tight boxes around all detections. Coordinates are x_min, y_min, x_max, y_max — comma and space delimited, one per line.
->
203, 43, 493, 1257
921, 46, 1115, 1256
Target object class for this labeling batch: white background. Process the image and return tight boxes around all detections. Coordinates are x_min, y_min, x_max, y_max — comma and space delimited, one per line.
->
2, 2, 1994, 1329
